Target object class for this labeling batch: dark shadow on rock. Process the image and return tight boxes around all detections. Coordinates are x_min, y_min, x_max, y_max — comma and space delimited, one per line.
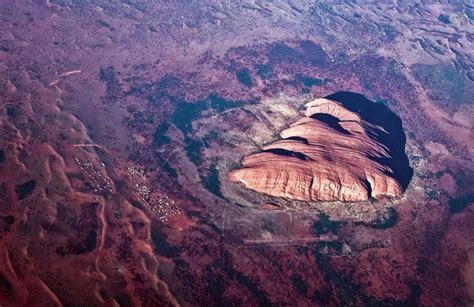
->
285, 136, 309, 145
310, 113, 351, 135
263, 148, 309, 161
324, 91, 413, 190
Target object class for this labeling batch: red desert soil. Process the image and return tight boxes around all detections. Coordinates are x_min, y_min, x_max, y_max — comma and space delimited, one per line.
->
230, 95, 412, 202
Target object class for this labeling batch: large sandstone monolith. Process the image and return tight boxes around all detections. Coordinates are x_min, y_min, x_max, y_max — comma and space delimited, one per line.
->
229, 93, 412, 202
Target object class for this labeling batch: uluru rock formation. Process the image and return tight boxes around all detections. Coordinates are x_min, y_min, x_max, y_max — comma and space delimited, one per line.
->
229, 92, 412, 202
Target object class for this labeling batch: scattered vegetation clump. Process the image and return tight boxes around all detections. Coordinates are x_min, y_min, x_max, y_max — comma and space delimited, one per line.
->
208, 94, 243, 112
236, 68, 253, 87
2, 215, 14, 226
269, 42, 301, 64
291, 274, 309, 295
448, 194, 474, 214
171, 98, 205, 135
153, 122, 171, 148
227, 161, 242, 171
99, 66, 120, 103
203, 163, 222, 197
425, 188, 440, 200
15, 180, 36, 200
363, 207, 399, 229
296, 74, 325, 87
0, 272, 14, 302
184, 137, 203, 164
255, 64, 272, 79
353, 207, 399, 229
171, 94, 244, 136
438, 14, 450, 24
157, 158, 178, 179
311, 213, 342, 235
6, 106, 18, 120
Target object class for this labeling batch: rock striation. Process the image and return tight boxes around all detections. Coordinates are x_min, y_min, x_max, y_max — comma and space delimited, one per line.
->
229, 92, 412, 202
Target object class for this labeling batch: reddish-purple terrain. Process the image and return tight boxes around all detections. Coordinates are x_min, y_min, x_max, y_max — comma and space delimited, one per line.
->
0, 1, 473, 306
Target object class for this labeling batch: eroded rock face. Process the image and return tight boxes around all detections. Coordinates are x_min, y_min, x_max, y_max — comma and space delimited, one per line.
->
229, 92, 412, 202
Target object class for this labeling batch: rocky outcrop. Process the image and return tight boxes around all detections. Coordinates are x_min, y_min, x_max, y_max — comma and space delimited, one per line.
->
229, 93, 412, 202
